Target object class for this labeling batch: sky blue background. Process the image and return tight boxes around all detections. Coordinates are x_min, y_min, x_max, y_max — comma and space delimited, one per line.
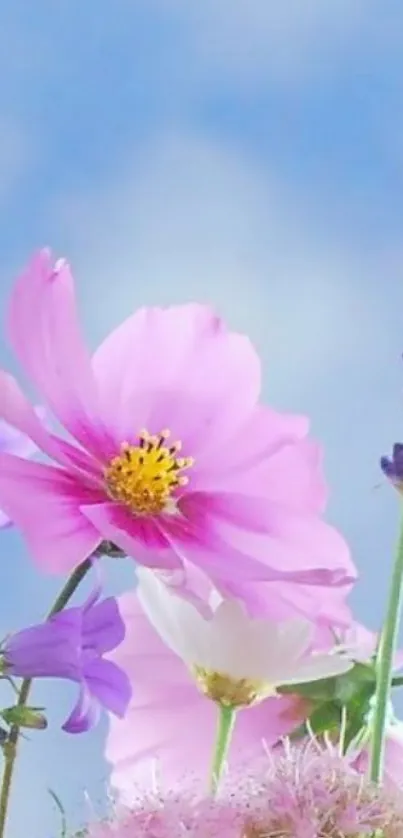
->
1, 2, 403, 835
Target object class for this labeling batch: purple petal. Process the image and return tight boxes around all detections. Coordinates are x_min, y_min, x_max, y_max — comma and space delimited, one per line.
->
62, 683, 100, 734
82, 597, 126, 654
381, 444, 403, 484
393, 442, 403, 461
84, 658, 132, 718
5, 616, 81, 680
381, 456, 395, 477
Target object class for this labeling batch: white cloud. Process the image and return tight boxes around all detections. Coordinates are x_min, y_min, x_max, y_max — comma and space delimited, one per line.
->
53, 130, 381, 404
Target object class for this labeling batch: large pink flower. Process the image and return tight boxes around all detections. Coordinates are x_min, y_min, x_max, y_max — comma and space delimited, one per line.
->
0, 250, 355, 594
105, 585, 314, 800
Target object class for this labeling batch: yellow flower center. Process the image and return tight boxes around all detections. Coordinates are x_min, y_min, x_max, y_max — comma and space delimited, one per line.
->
192, 666, 277, 708
104, 429, 194, 516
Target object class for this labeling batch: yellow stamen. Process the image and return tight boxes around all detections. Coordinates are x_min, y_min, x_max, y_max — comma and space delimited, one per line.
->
104, 428, 194, 516
192, 666, 277, 708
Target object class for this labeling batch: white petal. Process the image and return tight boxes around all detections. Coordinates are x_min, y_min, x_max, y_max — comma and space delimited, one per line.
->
203, 607, 314, 682
136, 567, 209, 664
244, 619, 313, 683
202, 600, 278, 677
276, 652, 353, 687
266, 619, 313, 667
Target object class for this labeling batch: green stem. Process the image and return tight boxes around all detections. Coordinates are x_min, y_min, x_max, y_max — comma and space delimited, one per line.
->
210, 704, 237, 795
370, 507, 403, 783
0, 558, 92, 838
391, 675, 403, 688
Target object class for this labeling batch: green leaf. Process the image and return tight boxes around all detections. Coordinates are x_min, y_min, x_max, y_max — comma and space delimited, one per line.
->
290, 700, 343, 740
278, 662, 376, 704
333, 663, 375, 703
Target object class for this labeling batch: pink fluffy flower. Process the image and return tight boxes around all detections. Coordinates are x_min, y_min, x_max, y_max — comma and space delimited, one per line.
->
0, 250, 355, 598
105, 570, 351, 801
85, 743, 403, 837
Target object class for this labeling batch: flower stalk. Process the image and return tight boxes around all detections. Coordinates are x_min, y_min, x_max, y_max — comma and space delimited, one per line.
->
210, 704, 237, 795
0, 557, 92, 838
370, 506, 403, 783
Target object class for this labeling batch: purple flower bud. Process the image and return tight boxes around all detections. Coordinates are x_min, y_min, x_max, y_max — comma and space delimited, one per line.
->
2, 592, 131, 734
2, 706, 47, 730
381, 443, 403, 491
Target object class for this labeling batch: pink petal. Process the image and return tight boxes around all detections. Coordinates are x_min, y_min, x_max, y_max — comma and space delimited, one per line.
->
7, 250, 114, 460
221, 576, 352, 629
0, 370, 103, 479
190, 404, 310, 484
0, 454, 102, 572
383, 731, 403, 789
177, 494, 356, 588
238, 437, 327, 512
0, 509, 10, 528
92, 304, 260, 456
0, 414, 43, 459
157, 508, 347, 588
190, 438, 327, 514
81, 502, 183, 570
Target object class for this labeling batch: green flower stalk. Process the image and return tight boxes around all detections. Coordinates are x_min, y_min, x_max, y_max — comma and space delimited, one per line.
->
210, 704, 237, 794
370, 505, 403, 783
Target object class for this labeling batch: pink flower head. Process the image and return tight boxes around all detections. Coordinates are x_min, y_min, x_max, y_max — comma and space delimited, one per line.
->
0, 415, 45, 528
84, 744, 403, 837
84, 788, 246, 838
0, 250, 355, 602
104, 570, 351, 801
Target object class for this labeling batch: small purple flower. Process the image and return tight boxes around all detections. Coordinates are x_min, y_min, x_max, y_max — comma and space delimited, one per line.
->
2, 592, 131, 733
381, 443, 403, 491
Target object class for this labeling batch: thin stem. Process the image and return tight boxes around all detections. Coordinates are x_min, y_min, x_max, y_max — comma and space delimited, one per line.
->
46, 558, 92, 618
210, 704, 237, 795
0, 558, 92, 838
370, 507, 403, 783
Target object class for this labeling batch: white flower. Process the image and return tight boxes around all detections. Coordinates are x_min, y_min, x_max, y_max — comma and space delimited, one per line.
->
136, 569, 352, 707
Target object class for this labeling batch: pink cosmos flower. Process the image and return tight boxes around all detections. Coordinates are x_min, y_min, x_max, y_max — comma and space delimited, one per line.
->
0, 250, 355, 598
105, 571, 351, 801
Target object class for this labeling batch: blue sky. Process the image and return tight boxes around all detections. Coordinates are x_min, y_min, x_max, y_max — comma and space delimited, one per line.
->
1, 2, 403, 835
